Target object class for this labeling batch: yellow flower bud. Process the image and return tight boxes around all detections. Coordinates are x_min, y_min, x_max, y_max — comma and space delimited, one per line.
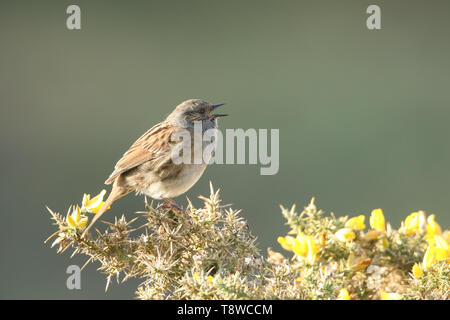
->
78, 217, 88, 229
404, 211, 422, 236
345, 215, 366, 230
82, 190, 110, 214
412, 263, 423, 278
74, 205, 81, 222
423, 244, 436, 271
66, 205, 88, 229
335, 228, 356, 242
292, 235, 309, 258
425, 215, 442, 243
434, 235, 449, 261
370, 209, 385, 232
305, 235, 318, 264
66, 213, 76, 228
338, 288, 351, 300
277, 236, 296, 252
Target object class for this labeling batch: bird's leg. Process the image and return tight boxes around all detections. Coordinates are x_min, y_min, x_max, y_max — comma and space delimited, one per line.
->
160, 198, 183, 211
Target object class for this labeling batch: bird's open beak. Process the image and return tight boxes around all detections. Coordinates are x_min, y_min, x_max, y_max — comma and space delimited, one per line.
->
211, 103, 225, 110
210, 103, 228, 119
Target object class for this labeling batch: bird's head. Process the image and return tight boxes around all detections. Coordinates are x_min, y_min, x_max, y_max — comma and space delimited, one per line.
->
167, 99, 227, 127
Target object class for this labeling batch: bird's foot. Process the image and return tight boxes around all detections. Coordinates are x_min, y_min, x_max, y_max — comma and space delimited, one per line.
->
159, 198, 183, 211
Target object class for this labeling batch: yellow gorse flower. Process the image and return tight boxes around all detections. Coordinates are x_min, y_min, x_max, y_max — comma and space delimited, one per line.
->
335, 228, 356, 242
338, 288, 351, 300
277, 236, 297, 252
363, 210, 386, 241
423, 244, 436, 271
425, 214, 442, 243
381, 292, 402, 300
305, 235, 318, 264
82, 189, 109, 213
279, 234, 318, 263
370, 209, 385, 232
422, 235, 449, 270
293, 234, 309, 258
403, 211, 425, 236
413, 234, 447, 273
345, 215, 366, 230
66, 205, 88, 229
434, 235, 449, 262
412, 263, 424, 278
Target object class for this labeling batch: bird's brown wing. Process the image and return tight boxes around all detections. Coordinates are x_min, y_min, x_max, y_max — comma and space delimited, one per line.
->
105, 122, 181, 185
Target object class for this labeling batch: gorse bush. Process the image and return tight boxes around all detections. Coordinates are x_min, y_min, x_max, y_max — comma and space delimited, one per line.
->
46, 183, 450, 299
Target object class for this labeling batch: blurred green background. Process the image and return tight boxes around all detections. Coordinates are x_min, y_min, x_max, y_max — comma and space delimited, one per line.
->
1, 0, 449, 299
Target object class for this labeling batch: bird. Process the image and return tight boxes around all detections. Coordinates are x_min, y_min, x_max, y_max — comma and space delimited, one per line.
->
82, 99, 227, 237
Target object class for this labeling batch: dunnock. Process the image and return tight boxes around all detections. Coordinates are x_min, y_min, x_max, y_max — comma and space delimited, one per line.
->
82, 99, 227, 237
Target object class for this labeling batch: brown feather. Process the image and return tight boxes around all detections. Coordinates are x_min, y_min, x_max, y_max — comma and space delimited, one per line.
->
105, 122, 182, 185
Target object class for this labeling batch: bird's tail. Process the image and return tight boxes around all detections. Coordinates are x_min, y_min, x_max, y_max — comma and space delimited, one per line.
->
82, 185, 129, 238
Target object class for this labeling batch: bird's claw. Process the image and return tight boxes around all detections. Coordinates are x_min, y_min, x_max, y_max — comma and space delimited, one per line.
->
159, 198, 183, 211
